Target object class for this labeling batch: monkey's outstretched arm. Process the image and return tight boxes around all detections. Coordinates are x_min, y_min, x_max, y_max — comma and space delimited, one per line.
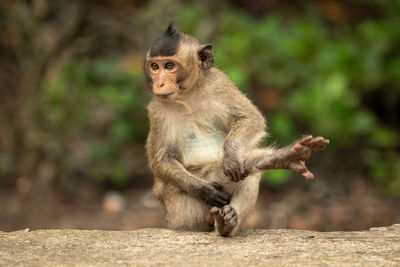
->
244, 136, 329, 180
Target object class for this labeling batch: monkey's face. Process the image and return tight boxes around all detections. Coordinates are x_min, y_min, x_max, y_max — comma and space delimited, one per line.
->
146, 57, 183, 101
145, 24, 214, 101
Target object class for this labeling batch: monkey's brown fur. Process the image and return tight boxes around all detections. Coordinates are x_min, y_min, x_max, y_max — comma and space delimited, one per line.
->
145, 24, 329, 237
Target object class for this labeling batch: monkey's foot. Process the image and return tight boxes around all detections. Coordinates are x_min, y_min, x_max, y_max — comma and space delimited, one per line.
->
206, 212, 215, 232
257, 135, 329, 180
210, 205, 238, 237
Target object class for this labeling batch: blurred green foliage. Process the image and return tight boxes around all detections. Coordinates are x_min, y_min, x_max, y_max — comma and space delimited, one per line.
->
5, 0, 398, 195
42, 58, 148, 187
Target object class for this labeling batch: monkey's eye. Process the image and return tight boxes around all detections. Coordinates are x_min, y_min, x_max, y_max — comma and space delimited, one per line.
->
151, 63, 159, 70
165, 62, 175, 70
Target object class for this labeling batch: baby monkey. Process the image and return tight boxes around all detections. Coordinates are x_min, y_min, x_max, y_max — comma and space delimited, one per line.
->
144, 24, 329, 237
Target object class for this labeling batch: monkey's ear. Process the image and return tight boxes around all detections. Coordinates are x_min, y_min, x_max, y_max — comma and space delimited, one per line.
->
197, 44, 214, 70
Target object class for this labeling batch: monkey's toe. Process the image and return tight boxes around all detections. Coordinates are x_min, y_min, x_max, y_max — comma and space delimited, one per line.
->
222, 205, 238, 227
212, 205, 238, 237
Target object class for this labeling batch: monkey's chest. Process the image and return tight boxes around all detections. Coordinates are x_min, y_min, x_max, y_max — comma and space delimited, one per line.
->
179, 127, 225, 166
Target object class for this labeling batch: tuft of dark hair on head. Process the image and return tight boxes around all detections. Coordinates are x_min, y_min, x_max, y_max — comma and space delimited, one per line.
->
166, 23, 180, 36
150, 23, 182, 57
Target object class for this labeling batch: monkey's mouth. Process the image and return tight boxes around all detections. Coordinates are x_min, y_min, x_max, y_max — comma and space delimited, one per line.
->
155, 91, 176, 100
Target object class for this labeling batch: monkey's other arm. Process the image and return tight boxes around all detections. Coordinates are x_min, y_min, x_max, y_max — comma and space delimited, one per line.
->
256, 135, 329, 180
146, 125, 230, 208
222, 89, 267, 182
219, 84, 329, 181
244, 135, 330, 180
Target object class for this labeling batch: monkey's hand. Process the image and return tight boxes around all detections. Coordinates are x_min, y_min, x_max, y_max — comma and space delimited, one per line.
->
257, 136, 329, 180
197, 182, 231, 208
210, 205, 238, 237
223, 151, 248, 182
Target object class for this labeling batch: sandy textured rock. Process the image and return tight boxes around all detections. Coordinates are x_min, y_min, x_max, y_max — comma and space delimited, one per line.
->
1, 225, 400, 266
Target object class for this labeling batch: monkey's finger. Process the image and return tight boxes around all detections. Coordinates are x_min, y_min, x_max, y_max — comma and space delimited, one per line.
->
311, 143, 327, 152
299, 135, 313, 145
219, 207, 224, 217
210, 207, 220, 215
228, 171, 235, 182
242, 168, 249, 178
224, 210, 235, 221
223, 205, 232, 214
290, 161, 315, 180
308, 139, 325, 152
207, 193, 227, 207
301, 170, 314, 180
232, 216, 239, 225
218, 192, 231, 205
320, 139, 330, 147
211, 199, 226, 208
225, 169, 237, 182
309, 136, 324, 146
311, 139, 329, 152
235, 170, 242, 182
224, 195, 232, 205
211, 182, 224, 191
223, 169, 229, 178
224, 212, 234, 222
217, 195, 230, 206
229, 170, 239, 182
235, 171, 244, 182
237, 168, 249, 181
288, 161, 307, 175
233, 172, 240, 182
227, 213, 238, 226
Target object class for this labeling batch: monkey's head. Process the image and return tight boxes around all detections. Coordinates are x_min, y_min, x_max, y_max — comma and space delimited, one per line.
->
144, 23, 214, 101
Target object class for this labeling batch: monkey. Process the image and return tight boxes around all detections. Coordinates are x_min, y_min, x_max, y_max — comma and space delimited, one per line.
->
144, 24, 329, 237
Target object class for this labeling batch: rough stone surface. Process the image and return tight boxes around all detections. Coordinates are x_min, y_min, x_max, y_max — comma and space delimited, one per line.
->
1, 225, 400, 266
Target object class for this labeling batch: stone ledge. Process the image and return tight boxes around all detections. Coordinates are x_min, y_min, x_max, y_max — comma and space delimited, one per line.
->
1, 225, 400, 266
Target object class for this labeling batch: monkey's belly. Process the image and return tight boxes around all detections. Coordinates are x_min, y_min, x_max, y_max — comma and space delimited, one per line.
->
180, 129, 225, 166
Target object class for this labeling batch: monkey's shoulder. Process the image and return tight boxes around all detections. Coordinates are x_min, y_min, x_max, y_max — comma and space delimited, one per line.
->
206, 68, 259, 109
206, 68, 240, 94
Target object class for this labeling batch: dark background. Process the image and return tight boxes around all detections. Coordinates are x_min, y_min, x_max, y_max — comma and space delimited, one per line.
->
1, 0, 399, 232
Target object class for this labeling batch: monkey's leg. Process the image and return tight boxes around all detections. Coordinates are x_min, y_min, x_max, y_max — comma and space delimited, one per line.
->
244, 136, 329, 180
211, 173, 261, 237
161, 186, 215, 232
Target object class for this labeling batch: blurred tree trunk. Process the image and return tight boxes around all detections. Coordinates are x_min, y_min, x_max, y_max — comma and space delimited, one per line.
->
0, 0, 88, 186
